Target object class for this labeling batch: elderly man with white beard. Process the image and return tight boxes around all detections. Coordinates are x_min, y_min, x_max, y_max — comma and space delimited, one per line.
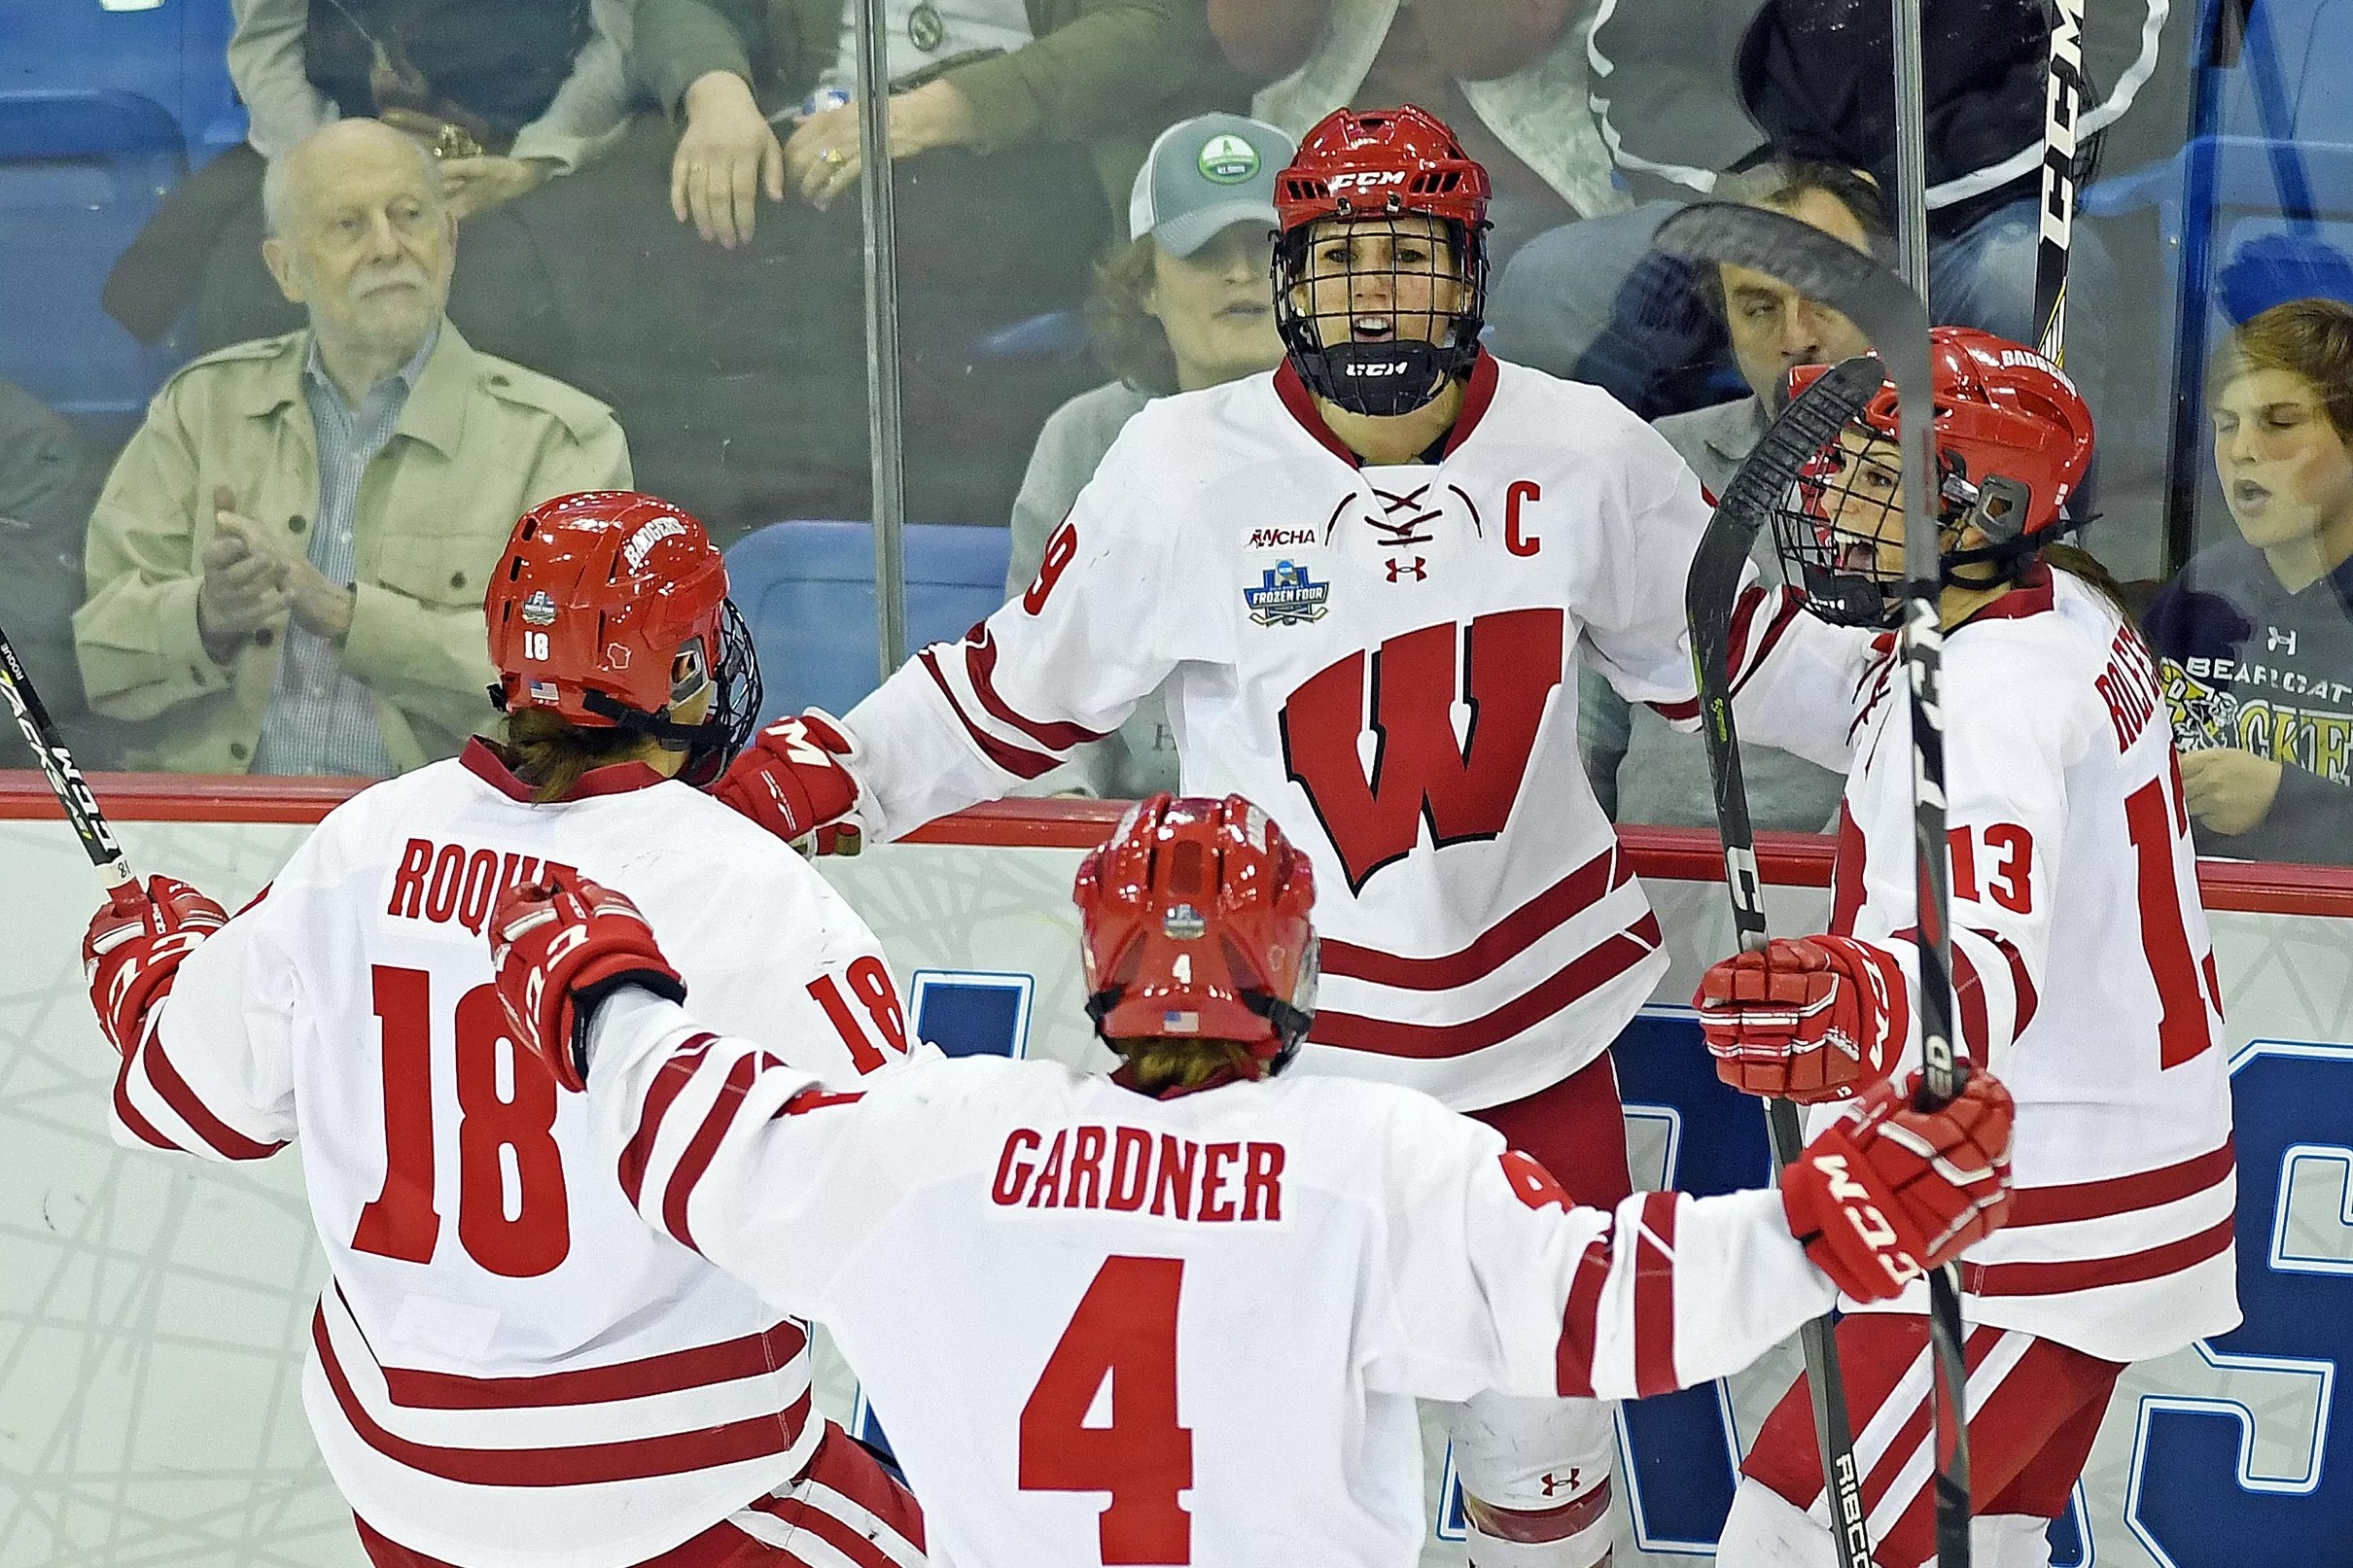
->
77, 118, 631, 777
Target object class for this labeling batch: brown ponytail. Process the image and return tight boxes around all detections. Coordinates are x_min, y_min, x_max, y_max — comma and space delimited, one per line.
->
1109, 1037, 1259, 1096
2044, 541, 2148, 637
502, 709, 653, 804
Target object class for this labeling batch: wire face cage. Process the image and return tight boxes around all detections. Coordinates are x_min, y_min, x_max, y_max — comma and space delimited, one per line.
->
1273, 211, 1488, 417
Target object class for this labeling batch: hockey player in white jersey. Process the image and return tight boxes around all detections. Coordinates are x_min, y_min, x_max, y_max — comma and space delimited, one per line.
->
1692, 331, 2240, 1568
703, 105, 1844, 1564
482, 791, 2020, 1568
81, 492, 925, 1568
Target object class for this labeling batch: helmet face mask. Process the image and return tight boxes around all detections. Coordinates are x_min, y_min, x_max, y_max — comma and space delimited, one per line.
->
1275, 213, 1488, 417
1272, 107, 1493, 418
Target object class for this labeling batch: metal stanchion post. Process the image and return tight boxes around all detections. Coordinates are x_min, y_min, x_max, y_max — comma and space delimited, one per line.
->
853, 0, 908, 678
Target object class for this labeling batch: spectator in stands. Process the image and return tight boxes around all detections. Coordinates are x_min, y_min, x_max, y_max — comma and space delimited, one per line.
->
1579, 160, 1867, 830
2147, 299, 2353, 865
233, 0, 635, 218
106, 0, 630, 371
0, 380, 106, 770
514, 0, 1248, 536
1490, 0, 2148, 420
1208, 0, 1626, 266
76, 121, 630, 778
1004, 112, 1292, 798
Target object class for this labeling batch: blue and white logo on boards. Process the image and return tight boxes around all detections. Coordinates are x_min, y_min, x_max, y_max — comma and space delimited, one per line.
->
1246, 560, 1331, 626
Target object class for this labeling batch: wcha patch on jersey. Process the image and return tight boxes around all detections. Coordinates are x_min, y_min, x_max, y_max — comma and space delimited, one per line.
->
520, 589, 558, 626
1246, 560, 1330, 626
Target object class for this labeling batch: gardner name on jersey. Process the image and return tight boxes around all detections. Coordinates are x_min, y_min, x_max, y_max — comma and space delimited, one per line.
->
843, 352, 1841, 1110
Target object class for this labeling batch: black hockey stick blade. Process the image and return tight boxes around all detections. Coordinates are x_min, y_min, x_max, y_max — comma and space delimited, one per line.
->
0, 618, 133, 891
1682, 353, 1886, 1568
1686, 353, 1886, 957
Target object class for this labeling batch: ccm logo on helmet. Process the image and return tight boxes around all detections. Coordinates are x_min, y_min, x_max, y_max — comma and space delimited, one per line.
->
1327, 170, 1408, 192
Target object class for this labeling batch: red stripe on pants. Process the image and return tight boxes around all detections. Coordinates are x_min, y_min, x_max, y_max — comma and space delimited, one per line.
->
1741, 1314, 2124, 1568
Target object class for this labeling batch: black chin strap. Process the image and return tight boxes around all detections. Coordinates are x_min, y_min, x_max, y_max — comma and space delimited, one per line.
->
579, 688, 716, 751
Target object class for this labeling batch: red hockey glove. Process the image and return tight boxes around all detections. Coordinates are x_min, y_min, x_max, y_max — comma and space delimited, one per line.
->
1782, 1071, 2015, 1302
487, 871, 685, 1092
1695, 935, 1905, 1102
84, 877, 228, 1058
709, 711, 865, 855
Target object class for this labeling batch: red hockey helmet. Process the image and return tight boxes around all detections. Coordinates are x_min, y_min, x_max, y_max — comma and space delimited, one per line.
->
1073, 793, 1319, 1075
483, 491, 762, 785
1780, 327, 2097, 625
1273, 105, 1493, 417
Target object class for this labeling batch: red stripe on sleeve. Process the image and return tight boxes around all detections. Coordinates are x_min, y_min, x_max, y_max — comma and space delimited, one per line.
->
1729, 591, 1806, 697
1555, 1236, 1614, 1399
112, 1052, 181, 1152
662, 1054, 764, 1253
617, 1033, 720, 1209
966, 628, 1110, 751
1633, 1192, 1680, 1396
1949, 938, 1991, 1059
1973, 927, 2039, 1035
1827, 804, 1866, 938
918, 647, 1061, 780
137, 1032, 285, 1161
774, 1086, 864, 1119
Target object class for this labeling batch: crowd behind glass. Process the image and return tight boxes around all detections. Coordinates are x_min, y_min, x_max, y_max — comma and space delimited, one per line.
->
6, 0, 2349, 867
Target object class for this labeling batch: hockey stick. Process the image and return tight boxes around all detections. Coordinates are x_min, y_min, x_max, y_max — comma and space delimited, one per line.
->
1683, 353, 1888, 1568
2033, 0, 2087, 364
0, 618, 136, 903
1657, 201, 1974, 1568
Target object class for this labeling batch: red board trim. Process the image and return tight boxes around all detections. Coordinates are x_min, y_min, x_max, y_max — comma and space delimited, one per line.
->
3, 775, 2348, 916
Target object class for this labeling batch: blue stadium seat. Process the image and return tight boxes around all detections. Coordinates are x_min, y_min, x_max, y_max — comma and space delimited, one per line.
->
0, 89, 191, 429
0, 0, 245, 164
725, 521, 1015, 724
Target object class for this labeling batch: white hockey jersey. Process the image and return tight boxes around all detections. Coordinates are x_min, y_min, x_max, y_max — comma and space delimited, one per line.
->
843, 354, 1833, 1109
1798, 570, 2240, 1362
110, 742, 919, 1568
581, 988, 1843, 1568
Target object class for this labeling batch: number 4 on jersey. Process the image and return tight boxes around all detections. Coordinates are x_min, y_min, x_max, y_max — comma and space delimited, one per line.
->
1020, 1256, 1194, 1564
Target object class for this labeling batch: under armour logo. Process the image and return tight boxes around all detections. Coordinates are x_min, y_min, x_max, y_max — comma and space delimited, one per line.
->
1540, 1469, 1581, 1498
1386, 556, 1427, 582
2268, 625, 2299, 655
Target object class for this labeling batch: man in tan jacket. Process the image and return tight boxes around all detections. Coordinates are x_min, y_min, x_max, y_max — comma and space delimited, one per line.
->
76, 118, 630, 776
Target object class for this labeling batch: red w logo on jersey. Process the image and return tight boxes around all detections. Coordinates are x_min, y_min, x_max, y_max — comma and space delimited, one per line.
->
1280, 610, 1564, 893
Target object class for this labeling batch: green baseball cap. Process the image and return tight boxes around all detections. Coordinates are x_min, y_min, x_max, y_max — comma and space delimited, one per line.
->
1127, 113, 1296, 258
